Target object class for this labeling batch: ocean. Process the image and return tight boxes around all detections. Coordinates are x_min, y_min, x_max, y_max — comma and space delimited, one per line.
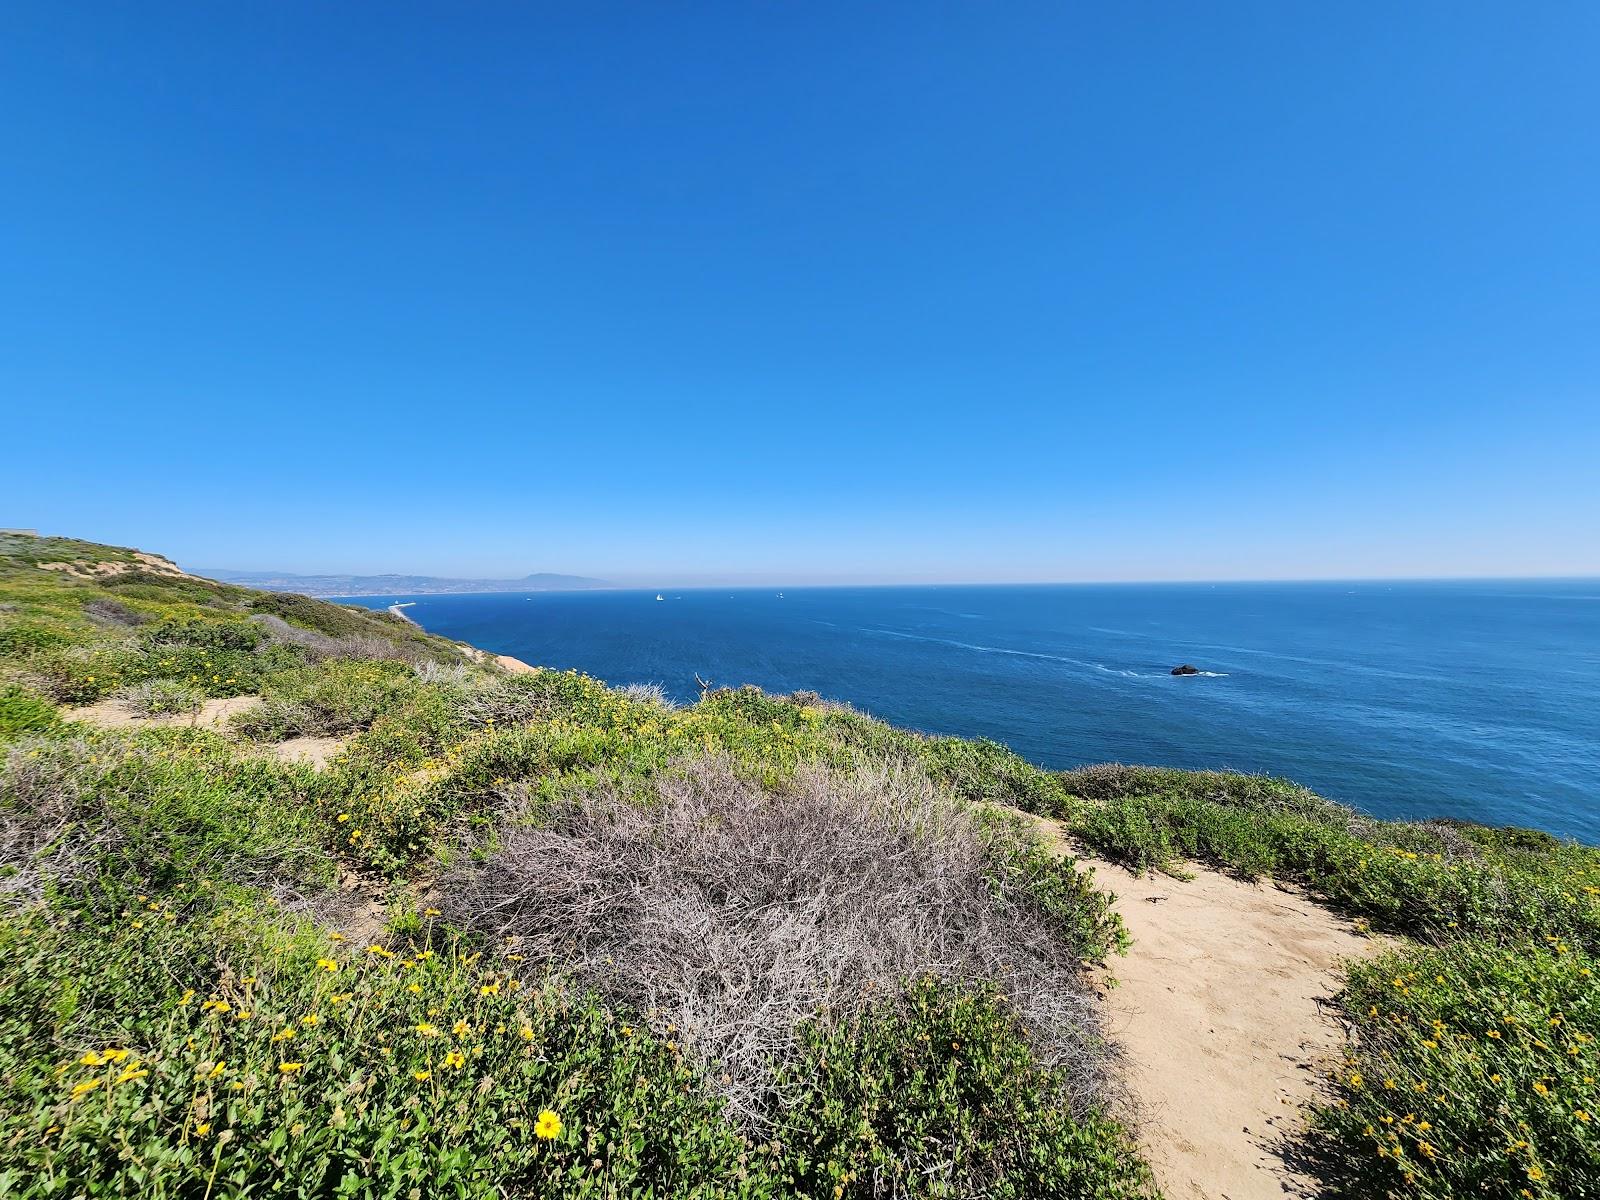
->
338, 581, 1600, 843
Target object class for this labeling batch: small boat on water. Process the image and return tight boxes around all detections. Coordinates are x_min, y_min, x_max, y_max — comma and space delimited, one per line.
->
656, 593, 665, 601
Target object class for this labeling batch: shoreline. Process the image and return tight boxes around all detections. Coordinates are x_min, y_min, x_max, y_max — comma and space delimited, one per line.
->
398, 602, 541, 676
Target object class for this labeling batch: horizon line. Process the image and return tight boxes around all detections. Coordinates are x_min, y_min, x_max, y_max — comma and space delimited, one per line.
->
290, 571, 1600, 597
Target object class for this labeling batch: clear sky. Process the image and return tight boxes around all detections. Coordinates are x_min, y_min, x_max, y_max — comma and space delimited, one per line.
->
4, 3, 1598, 585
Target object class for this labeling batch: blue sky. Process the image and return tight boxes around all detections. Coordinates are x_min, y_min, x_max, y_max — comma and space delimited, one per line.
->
4, 3, 1597, 584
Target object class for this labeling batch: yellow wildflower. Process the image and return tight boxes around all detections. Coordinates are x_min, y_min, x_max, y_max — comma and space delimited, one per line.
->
535, 1110, 562, 1140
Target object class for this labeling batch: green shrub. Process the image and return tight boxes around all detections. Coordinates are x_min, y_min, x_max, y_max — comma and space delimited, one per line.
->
1067, 786, 1600, 953
2, 730, 331, 904
118, 678, 204, 718
1312, 940, 1598, 1199
0, 620, 72, 657
0, 684, 59, 741
916, 735, 1072, 815
772, 978, 1153, 1199
0, 534, 140, 567
237, 660, 442, 741
0, 913, 764, 1199
26, 642, 145, 703
101, 571, 239, 608
976, 806, 1130, 962
139, 616, 265, 654
816, 707, 1071, 815
1061, 761, 1313, 804
249, 592, 384, 638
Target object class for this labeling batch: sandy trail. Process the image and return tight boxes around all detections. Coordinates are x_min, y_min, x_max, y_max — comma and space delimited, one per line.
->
65, 695, 262, 730
1025, 814, 1379, 1200
64, 696, 348, 768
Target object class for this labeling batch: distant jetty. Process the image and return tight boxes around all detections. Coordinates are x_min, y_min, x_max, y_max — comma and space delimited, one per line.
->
388, 601, 419, 626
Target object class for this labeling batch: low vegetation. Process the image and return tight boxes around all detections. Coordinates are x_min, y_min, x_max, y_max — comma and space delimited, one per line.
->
442, 756, 1123, 1125
0, 532, 1593, 1198
0, 536, 1152, 1198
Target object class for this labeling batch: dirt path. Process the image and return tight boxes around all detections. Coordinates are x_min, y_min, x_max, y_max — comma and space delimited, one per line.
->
65, 695, 262, 730
1024, 815, 1379, 1200
63, 696, 347, 768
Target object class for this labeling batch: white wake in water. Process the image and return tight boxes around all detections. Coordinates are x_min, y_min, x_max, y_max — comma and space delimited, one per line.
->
866, 627, 1229, 679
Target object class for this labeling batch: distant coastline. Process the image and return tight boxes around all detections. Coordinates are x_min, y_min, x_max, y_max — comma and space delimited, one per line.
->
199, 567, 609, 598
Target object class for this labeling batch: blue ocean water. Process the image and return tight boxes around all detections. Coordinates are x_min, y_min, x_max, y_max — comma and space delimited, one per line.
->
340, 582, 1600, 842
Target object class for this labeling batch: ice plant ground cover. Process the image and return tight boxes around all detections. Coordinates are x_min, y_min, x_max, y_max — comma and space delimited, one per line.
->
0, 532, 1595, 1198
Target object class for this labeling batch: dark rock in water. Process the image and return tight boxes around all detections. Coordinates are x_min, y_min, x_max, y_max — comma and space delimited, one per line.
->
1170, 664, 1200, 676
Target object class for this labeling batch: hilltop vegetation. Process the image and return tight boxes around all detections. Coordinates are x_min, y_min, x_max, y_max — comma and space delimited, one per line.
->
0, 535, 1148, 1198
0, 533, 1594, 1199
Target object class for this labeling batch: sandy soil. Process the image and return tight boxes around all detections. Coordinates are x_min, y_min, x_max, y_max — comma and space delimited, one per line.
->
38, 552, 202, 582
64, 696, 347, 769
266, 735, 347, 769
1024, 813, 1379, 1200
454, 644, 537, 673
65, 695, 262, 730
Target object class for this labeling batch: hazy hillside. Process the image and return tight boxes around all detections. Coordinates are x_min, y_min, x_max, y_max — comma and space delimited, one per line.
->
201, 567, 609, 596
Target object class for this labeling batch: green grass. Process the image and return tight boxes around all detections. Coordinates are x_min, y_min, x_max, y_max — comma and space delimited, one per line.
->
0, 682, 59, 741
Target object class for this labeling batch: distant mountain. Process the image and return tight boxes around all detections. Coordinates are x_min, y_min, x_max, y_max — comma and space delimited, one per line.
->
200, 568, 609, 597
